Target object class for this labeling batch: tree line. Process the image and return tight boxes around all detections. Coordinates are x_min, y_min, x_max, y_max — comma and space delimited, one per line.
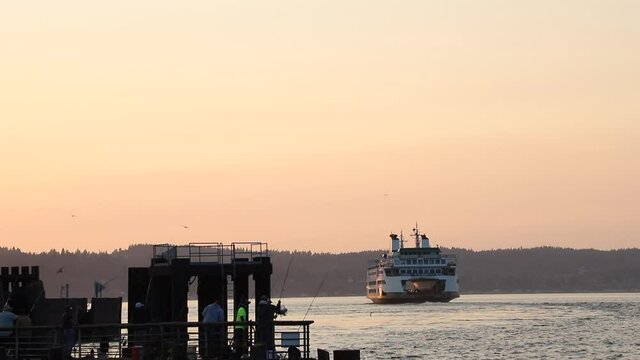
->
0, 245, 638, 299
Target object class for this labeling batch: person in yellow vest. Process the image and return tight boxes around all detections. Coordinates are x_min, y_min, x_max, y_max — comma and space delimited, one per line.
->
233, 298, 250, 358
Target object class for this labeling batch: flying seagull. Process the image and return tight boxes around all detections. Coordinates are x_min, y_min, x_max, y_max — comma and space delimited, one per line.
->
56, 267, 64, 274
182, 225, 189, 229
69, 213, 77, 218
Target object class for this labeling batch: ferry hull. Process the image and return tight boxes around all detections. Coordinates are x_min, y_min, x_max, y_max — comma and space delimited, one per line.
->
367, 291, 459, 304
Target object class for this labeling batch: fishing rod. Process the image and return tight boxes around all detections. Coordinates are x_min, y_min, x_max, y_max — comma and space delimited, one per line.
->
278, 253, 295, 301
299, 273, 328, 330
270, 273, 281, 294
28, 288, 45, 316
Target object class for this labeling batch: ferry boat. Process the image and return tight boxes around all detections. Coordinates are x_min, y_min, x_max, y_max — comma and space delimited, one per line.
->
366, 225, 460, 304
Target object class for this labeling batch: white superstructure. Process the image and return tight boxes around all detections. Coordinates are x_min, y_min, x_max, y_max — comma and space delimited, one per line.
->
366, 225, 460, 304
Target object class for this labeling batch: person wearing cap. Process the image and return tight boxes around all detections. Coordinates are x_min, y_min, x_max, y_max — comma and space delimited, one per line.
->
233, 298, 250, 358
132, 302, 149, 324
129, 302, 149, 348
0, 304, 18, 337
256, 295, 287, 358
202, 298, 225, 359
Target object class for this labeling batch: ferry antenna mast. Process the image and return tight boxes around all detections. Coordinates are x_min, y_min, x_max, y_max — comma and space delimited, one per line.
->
413, 222, 420, 248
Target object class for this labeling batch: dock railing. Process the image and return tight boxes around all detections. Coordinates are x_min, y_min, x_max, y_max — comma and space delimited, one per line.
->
152, 242, 269, 264
0, 319, 312, 359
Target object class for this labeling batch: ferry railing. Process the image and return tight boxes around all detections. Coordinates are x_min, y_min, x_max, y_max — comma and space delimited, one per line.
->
0, 320, 313, 359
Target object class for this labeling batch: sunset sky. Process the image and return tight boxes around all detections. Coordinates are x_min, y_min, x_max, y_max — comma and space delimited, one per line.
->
1, 1, 639, 253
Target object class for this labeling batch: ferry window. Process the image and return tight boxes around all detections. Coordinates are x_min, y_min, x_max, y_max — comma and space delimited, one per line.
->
428, 259, 433, 265
436, 269, 442, 274
417, 259, 423, 264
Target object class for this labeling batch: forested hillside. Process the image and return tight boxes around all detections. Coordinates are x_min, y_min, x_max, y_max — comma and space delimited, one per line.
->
0, 245, 638, 299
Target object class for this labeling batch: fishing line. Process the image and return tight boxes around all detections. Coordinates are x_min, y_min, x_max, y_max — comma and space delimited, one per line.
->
270, 274, 281, 294
299, 273, 328, 330
28, 288, 46, 316
278, 253, 295, 301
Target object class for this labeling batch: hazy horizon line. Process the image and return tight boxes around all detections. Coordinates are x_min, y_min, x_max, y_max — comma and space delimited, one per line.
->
2, 243, 638, 256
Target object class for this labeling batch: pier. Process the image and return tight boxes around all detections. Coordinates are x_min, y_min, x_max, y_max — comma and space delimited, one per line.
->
0, 243, 317, 359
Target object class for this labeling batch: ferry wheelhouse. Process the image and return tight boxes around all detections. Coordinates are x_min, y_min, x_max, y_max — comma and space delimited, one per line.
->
366, 226, 460, 304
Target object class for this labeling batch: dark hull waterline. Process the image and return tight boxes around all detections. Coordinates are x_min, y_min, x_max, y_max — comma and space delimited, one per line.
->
368, 292, 460, 304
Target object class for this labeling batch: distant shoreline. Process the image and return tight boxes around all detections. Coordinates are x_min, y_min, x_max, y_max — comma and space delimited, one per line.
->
2, 245, 639, 299
219, 290, 640, 300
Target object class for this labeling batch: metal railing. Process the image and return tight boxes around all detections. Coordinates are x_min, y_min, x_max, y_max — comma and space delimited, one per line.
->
0, 319, 311, 359
152, 242, 269, 265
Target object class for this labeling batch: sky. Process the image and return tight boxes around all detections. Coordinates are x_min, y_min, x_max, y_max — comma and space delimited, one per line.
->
1, 1, 639, 253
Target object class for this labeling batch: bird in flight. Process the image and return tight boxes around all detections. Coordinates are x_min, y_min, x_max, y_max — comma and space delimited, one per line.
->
70, 213, 77, 218
182, 225, 189, 229
56, 267, 64, 274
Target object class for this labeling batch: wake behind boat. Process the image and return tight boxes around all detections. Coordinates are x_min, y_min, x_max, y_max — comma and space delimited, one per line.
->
366, 225, 460, 304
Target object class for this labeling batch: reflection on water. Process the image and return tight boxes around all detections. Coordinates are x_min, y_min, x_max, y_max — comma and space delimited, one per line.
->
125, 293, 640, 359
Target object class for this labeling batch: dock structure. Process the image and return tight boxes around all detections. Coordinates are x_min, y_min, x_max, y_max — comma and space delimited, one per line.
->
128, 242, 282, 357
0, 266, 43, 313
0, 243, 320, 359
128, 242, 272, 323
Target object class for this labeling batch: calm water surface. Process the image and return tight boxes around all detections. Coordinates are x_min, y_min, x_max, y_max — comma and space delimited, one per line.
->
128, 293, 640, 359
278, 293, 640, 359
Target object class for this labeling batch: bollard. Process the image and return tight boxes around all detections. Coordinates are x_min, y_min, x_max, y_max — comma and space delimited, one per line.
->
317, 349, 330, 360
334, 349, 360, 360
288, 346, 302, 360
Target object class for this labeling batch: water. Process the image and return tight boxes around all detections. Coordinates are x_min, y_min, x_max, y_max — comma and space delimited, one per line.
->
280, 293, 640, 359
127, 293, 640, 359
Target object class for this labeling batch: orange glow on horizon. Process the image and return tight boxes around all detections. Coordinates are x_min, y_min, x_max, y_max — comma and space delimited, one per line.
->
1, 1, 639, 252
